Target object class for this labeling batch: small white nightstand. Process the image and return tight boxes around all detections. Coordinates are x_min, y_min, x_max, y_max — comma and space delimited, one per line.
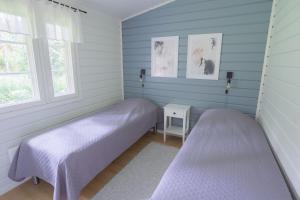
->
163, 104, 191, 144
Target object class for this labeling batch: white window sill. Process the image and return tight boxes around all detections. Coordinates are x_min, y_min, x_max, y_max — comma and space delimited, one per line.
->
0, 92, 81, 118
0, 99, 44, 115
47, 92, 81, 104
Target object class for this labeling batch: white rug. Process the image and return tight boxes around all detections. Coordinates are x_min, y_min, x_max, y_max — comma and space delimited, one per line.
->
92, 142, 178, 200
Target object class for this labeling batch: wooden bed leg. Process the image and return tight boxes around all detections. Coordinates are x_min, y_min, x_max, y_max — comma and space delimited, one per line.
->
154, 124, 157, 134
32, 176, 40, 185
151, 124, 157, 134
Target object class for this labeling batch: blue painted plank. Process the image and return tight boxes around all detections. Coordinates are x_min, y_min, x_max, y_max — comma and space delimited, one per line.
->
123, 14, 270, 36
123, 3, 271, 29
123, 0, 271, 26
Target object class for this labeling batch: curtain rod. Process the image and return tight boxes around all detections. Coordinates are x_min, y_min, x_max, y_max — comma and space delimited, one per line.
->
48, 0, 87, 14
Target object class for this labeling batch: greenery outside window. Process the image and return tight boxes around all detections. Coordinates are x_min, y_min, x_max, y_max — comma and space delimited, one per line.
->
0, 31, 39, 107
48, 39, 75, 97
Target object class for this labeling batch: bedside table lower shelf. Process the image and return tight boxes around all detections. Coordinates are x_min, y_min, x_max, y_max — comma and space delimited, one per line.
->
165, 126, 187, 136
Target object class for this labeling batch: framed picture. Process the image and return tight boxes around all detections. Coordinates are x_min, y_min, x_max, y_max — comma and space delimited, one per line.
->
186, 33, 223, 80
151, 36, 179, 78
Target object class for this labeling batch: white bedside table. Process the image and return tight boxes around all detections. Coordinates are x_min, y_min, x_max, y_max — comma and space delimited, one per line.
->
163, 104, 191, 144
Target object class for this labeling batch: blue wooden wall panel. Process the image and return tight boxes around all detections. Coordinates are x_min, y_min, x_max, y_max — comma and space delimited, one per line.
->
122, 0, 272, 128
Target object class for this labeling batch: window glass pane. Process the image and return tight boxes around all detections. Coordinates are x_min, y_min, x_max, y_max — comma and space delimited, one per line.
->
0, 74, 34, 105
48, 39, 74, 96
0, 32, 26, 43
0, 44, 5, 72
0, 43, 29, 73
48, 40, 65, 71
52, 71, 68, 95
0, 31, 38, 107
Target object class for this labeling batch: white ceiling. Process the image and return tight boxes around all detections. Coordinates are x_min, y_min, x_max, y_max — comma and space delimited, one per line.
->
87, 0, 174, 20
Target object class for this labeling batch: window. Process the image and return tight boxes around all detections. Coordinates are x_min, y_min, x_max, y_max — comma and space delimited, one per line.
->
0, 31, 39, 107
48, 39, 75, 97
0, 1, 82, 111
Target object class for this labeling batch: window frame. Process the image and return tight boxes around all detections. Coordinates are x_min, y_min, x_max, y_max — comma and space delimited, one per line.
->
0, 37, 81, 114
0, 32, 42, 113
0, 6, 82, 115
40, 38, 80, 103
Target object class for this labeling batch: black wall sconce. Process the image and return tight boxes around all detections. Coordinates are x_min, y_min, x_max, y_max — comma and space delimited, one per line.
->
139, 69, 146, 88
225, 72, 233, 94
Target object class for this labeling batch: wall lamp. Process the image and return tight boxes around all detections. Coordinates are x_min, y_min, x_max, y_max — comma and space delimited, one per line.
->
225, 72, 233, 95
139, 69, 146, 88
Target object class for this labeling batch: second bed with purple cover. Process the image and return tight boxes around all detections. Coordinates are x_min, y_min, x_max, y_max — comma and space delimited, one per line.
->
9, 98, 158, 200
151, 109, 292, 200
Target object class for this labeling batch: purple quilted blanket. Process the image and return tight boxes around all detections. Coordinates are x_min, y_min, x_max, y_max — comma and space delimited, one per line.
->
9, 98, 158, 200
151, 109, 292, 200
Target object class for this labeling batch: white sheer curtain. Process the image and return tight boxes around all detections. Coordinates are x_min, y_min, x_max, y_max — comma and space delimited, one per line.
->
34, 0, 83, 43
0, 0, 83, 43
0, 0, 34, 35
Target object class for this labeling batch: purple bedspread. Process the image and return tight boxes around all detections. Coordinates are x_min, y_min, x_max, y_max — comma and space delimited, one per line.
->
9, 98, 158, 200
151, 109, 292, 200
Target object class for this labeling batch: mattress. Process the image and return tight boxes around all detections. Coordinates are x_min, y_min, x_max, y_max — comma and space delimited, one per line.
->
150, 109, 292, 200
9, 98, 158, 200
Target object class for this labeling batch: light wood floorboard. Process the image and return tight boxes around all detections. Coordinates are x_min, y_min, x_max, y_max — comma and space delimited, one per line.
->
0, 132, 182, 200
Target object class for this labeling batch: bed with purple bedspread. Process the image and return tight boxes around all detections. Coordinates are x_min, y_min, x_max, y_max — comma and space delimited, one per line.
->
151, 109, 292, 200
9, 98, 158, 200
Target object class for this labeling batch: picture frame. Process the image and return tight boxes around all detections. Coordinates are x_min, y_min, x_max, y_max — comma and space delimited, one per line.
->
151, 36, 179, 78
186, 33, 223, 80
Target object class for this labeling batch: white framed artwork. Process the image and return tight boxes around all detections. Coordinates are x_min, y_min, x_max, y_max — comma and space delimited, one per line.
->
151, 36, 179, 78
186, 33, 223, 80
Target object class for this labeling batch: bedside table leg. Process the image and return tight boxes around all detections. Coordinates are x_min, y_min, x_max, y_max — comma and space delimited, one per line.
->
182, 114, 186, 144
164, 115, 167, 143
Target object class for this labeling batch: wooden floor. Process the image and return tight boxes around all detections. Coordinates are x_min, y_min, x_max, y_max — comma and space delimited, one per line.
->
0, 132, 182, 200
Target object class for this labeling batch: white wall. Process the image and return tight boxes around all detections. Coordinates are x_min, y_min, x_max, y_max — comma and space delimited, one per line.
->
0, 1, 123, 195
257, 0, 300, 198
